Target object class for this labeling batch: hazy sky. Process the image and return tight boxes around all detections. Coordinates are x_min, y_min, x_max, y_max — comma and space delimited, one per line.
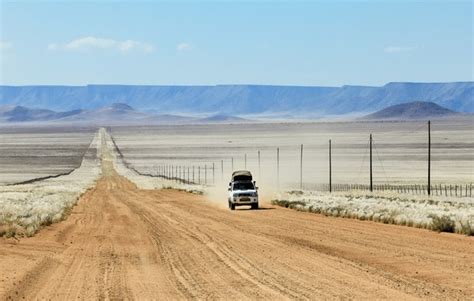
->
0, 0, 472, 86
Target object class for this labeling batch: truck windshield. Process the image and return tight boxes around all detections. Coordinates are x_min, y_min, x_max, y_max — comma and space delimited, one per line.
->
233, 182, 254, 190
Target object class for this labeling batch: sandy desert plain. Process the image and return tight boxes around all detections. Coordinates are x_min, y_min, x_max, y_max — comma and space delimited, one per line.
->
0, 118, 473, 299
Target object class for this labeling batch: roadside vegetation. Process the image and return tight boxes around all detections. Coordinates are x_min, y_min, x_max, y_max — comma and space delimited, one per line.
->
272, 190, 474, 235
106, 133, 206, 195
0, 132, 101, 237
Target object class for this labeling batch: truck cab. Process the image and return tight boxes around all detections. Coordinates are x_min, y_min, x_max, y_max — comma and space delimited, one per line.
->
228, 170, 259, 210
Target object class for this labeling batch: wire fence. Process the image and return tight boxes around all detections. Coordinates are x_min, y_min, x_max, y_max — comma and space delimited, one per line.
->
303, 183, 473, 197
109, 121, 473, 198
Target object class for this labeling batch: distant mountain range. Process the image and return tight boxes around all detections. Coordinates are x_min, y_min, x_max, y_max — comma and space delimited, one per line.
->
0, 103, 251, 124
0, 82, 472, 116
1, 101, 467, 124
0, 105, 82, 122
363, 101, 461, 120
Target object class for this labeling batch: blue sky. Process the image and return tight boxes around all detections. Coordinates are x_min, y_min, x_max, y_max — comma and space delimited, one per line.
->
0, 0, 472, 86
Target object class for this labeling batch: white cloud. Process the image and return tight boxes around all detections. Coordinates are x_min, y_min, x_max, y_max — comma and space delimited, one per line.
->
384, 45, 416, 53
0, 42, 12, 50
48, 36, 154, 54
177, 42, 193, 52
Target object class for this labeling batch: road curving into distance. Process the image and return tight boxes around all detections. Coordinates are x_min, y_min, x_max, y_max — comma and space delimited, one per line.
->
0, 131, 473, 300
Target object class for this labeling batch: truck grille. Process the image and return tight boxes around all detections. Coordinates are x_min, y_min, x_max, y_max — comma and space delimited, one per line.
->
239, 193, 253, 197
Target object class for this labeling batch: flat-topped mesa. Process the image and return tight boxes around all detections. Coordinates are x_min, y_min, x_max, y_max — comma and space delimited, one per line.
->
1, 82, 472, 117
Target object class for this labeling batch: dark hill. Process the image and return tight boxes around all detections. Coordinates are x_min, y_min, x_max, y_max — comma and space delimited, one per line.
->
196, 114, 249, 123
0, 105, 82, 122
363, 101, 460, 120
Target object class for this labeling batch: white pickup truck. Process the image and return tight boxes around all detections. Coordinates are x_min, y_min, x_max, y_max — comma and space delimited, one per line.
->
228, 170, 259, 210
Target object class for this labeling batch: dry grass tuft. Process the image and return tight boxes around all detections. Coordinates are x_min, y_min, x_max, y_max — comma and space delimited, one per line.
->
429, 215, 455, 233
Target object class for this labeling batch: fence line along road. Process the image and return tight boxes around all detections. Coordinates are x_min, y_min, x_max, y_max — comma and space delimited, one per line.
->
109, 121, 472, 198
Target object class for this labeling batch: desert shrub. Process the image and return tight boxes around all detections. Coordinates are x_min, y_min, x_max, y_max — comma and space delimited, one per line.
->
381, 216, 395, 224
288, 201, 306, 210
271, 199, 306, 209
329, 206, 346, 217
26, 225, 39, 237
456, 221, 474, 236
4, 226, 17, 238
429, 214, 455, 233
40, 215, 54, 227
308, 206, 321, 214
271, 199, 289, 207
287, 190, 304, 196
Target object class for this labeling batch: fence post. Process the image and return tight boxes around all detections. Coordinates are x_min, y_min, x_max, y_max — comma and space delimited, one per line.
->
205, 164, 207, 185
329, 139, 332, 193
193, 166, 195, 183
258, 150, 261, 182
277, 147, 280, 191
245, 154, 247, 169
231, 157, 234, 172
198, 166, 201, 184
221, 160, 224, 181
428, 120, 431, 195
300, 144, 303, 190
369, 134, 373, 192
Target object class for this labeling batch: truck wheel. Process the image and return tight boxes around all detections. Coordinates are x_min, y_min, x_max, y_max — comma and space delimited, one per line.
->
230, 203, 235, 210
252, 203, 259, 210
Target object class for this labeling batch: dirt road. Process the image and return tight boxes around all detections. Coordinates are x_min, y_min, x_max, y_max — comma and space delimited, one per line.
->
0, 137, 473, 299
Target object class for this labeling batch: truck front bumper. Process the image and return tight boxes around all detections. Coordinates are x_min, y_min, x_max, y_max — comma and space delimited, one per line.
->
232, 197, 258, 205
